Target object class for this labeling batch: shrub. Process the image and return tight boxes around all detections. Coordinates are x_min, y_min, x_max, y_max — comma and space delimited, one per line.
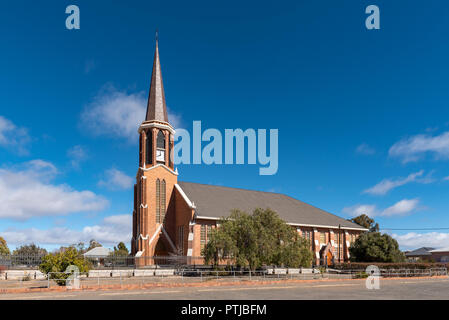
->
204, 208, 313, 270
39, 247, 90, 286
349, 232, 405, 263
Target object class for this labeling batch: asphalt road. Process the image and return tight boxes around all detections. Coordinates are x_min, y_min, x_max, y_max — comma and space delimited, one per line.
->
1, 277, 449, 300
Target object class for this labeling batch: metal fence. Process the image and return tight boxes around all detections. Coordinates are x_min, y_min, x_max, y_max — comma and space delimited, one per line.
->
0, 255, 206, 270
0, 255, 45, 269
329, 267, 448, 278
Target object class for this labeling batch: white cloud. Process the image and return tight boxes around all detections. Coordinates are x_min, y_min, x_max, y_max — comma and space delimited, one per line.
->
356, 143, 376, 155
80, 85, 181, 141
389, 131, 449, 163
98, 168, 134, 190
363, 170, 433, 195
443, 176, 449, 181
343, 198, 420, 218
0, 116, 31, 155
382, 199, 420, 217
392, 232, 449, 250
1, 214, 131, 246
342, 204, 379, 217
0, 160, 108, 220
67, 145, 88, 169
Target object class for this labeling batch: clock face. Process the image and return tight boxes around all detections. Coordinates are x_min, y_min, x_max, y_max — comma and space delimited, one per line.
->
156, 149, 165, 161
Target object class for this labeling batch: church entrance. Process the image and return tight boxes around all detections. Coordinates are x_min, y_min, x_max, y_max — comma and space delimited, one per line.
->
319, 244, 334, 266
154, 238, 169, 256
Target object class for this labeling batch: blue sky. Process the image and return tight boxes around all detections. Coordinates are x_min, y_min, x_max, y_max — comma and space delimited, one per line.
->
1, 0, 449, 251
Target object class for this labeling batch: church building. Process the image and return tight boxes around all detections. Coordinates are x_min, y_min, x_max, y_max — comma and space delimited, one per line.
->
131, 39, 367, 266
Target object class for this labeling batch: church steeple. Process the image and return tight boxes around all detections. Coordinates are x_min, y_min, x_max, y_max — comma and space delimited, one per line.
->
145, 34, 168, 123
138, 33, 175, 171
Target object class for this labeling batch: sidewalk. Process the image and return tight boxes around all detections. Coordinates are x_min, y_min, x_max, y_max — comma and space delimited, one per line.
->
1, 275, 447, 295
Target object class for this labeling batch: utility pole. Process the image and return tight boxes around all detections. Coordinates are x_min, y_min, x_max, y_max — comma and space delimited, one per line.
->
338, 224, 341, 263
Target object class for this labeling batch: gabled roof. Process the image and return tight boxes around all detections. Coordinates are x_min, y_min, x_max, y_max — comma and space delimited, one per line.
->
178, 181, 367, 230
405, 247, 434, 256
430, 247, 449, 253
83, 246, 111, 257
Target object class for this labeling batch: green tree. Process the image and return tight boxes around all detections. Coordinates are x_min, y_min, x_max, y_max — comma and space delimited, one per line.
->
87, 239, 102, 251
349, 232, 405, 263
111, 242, 129, 256
39, 247, 90, 286
349, 214, 379, 232
0, 237, 10, 256
13, 243, 47, 256
203, 208, 313, 270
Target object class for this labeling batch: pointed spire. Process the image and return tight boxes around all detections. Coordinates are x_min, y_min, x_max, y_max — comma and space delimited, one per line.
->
145, 31, 168, 123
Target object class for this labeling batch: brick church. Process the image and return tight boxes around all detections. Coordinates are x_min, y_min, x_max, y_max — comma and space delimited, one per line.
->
131, 39, 367, 266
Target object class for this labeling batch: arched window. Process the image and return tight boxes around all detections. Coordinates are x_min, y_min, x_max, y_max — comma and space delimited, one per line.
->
157, 131, 165, 149
156, 179, 161, 223
161, 179, 166, 222
146, 130, 153, 165
168, 135, 173, 167
155, 179, 166, 224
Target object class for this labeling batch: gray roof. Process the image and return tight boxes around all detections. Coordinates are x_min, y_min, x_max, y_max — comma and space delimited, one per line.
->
178, 182, 367, 230
405, 247, 434, 257
430, 247, 449, 253
83, 247, 111, 257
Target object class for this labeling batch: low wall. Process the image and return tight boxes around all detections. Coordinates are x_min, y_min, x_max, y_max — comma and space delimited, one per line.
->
1, 270, 46, 280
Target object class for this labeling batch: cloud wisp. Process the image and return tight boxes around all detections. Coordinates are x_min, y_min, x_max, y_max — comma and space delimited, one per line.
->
389, 131, 449, 163
80, 85, 181, 141
363, 170, 434, 196
392, 232, 449, 250
0, 116, 31, 155
343, 198, 420, 218
356, 143, 376, 155
0, 160, 108, 220
67, 145, 88, 169
98, 168, 134, 190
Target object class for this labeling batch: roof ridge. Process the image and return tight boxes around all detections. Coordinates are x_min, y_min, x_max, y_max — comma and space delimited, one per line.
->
178, 181, 365, 230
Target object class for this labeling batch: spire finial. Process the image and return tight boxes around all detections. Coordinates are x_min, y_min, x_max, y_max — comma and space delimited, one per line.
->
145, 29, 168, 123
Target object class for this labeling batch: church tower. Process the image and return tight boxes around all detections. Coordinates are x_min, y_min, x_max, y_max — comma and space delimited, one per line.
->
131, 36, 178, 262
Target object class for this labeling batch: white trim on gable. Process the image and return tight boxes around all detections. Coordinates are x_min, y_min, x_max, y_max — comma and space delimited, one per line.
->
175, 184, 196, 209
161, 226, 177, 252
140, 164, 178, 176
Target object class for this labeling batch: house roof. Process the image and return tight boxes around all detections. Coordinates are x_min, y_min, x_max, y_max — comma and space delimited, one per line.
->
405, 247, 435, 257
178, 181, 367, 230
83, 246, 111, 257
430, 247, 449, 253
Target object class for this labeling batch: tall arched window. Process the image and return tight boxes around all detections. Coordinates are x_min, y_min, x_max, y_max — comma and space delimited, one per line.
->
161, 179, 166, 222
156, 179, 161, 223
146, 130, 153, 165
157, 131, 165, 149
168, 135, 173, 167
155, 179, 166, 224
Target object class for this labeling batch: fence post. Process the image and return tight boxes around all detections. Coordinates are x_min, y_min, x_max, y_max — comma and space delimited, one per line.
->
47, 274, 50, 288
